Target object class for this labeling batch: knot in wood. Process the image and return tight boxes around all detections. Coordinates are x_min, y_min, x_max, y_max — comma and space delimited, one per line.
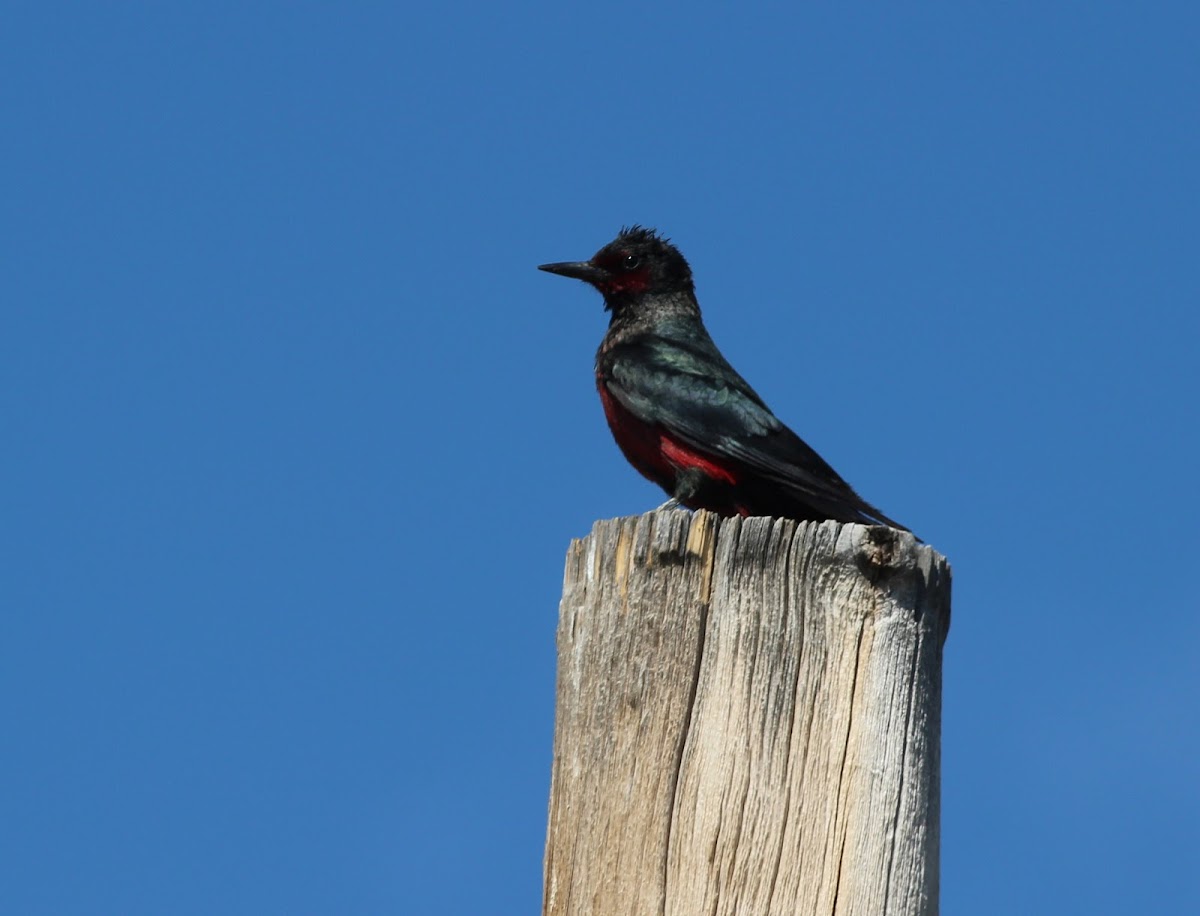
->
856, 525, 909, 583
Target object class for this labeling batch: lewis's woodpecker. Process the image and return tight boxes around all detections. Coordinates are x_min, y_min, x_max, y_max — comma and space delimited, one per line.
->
539, 226, 907, 529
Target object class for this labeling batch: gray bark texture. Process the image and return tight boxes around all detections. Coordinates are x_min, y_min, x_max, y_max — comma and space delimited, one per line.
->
543, 510, 951, 916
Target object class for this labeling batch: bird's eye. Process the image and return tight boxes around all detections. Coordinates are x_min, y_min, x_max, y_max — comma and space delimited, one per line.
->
623, 254, 641, 270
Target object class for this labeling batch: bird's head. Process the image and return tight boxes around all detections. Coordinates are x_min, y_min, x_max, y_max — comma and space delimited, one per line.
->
539, 226, 694, 310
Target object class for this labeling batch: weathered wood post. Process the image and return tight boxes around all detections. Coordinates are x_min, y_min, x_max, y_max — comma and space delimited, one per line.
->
543, 510, 951, 916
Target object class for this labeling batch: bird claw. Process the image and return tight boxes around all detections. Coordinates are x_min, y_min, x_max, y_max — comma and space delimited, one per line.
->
655, 498, 691, 513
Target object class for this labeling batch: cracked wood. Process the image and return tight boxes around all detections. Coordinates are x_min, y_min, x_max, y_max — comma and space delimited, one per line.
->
544, 511, 951, 916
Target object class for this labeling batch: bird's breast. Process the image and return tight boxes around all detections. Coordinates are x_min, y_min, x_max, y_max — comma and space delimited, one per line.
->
596, 379, 672, 484
595, 377, 738, 491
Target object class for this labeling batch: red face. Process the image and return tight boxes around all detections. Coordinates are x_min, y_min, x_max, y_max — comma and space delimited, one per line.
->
590, 248, 652, 297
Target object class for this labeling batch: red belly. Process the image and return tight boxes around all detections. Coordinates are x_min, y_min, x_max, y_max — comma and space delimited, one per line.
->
597, 382, 737, 492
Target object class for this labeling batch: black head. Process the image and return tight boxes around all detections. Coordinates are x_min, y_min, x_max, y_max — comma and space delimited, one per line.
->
538, 226, 694, 307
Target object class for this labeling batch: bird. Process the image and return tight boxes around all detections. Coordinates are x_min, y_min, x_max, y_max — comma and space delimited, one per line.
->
538, 226, 908, 530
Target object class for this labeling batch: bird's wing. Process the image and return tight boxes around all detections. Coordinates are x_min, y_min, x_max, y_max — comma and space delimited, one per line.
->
603, 335, 901, 526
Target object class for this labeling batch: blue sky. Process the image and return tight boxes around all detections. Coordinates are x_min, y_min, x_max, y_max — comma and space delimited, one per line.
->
3, 3, 1197, 913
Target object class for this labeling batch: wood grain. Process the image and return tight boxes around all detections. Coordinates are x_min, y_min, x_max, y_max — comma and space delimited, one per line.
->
545, 511, 950, 916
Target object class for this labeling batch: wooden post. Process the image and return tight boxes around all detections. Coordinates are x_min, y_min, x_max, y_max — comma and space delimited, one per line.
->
543, 510, 951, 916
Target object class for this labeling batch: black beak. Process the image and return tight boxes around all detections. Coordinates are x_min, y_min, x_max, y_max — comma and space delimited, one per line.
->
537, 260, 611, 284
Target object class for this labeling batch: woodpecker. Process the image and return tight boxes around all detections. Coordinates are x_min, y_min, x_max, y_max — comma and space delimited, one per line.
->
539, 226, 907, 529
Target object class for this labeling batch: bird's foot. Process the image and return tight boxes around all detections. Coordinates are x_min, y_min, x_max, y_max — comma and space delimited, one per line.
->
654, 498, 691, 513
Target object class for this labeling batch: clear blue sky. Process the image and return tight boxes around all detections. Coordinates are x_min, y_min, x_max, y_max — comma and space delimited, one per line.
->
4, 3, 1197, 913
